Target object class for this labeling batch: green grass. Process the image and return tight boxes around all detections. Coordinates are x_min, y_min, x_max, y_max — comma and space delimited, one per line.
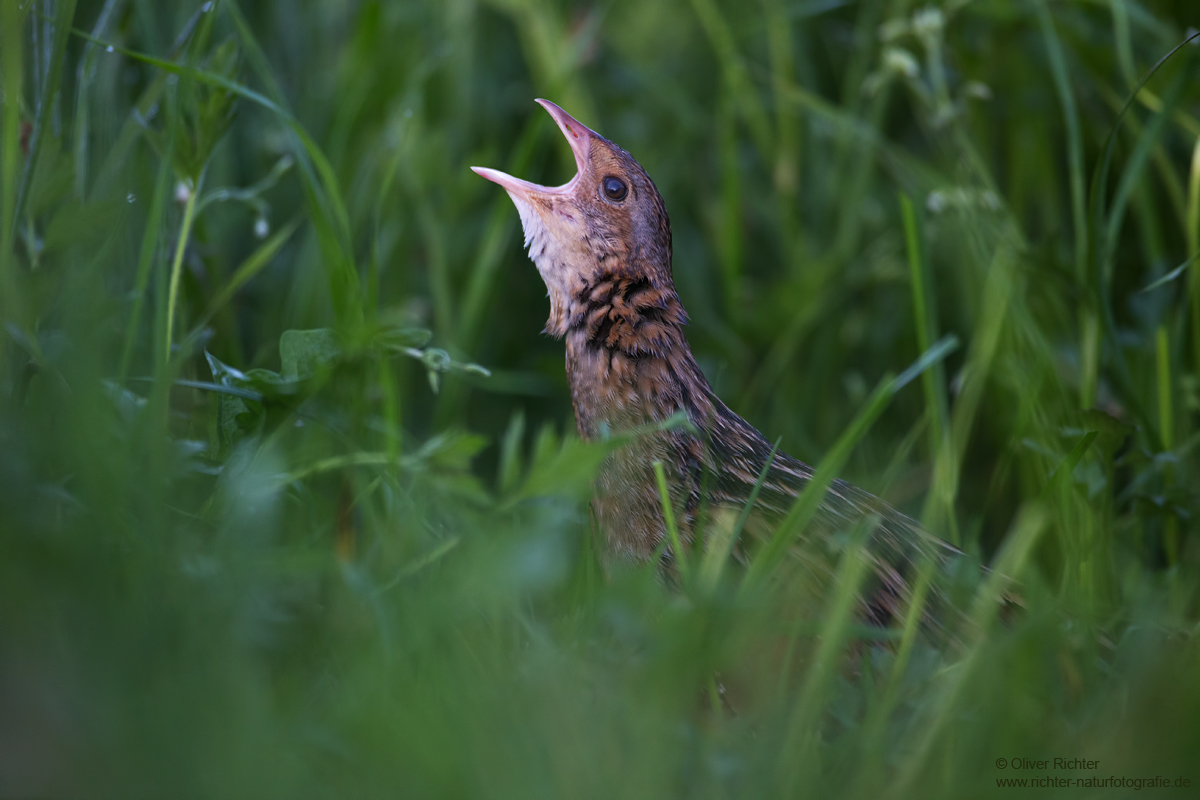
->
2, 0, 1200, 797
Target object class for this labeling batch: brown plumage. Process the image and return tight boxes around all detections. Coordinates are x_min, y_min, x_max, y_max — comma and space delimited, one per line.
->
473, 101, 960, 622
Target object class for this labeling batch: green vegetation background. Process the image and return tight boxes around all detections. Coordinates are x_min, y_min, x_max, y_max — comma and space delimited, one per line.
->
2, 0, 1199, 796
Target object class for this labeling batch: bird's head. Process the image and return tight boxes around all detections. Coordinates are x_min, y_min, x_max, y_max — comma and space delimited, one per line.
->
472, 100, 673, 336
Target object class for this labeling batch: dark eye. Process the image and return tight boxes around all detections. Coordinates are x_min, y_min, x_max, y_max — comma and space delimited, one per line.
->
602, 176, 628, 201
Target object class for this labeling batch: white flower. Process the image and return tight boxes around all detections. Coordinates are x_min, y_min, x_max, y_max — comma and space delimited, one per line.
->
912, 7, 945, 41
964, 81, 993, 101
884, 47, 920, 78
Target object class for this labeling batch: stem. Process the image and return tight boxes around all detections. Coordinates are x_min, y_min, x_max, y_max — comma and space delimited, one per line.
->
164, 179, 199, 367
1156, 326, 1177, 564
1080, 311, 1100, 409
901, 192, 957, 542
1187, 137, 1200, 379
0, 0, 23, 334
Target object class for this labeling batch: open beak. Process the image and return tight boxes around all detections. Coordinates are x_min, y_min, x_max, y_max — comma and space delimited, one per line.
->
471, 99, 595, 198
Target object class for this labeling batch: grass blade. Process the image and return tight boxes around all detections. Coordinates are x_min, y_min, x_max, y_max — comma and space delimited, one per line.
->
890, 505, 1048, 798
900, 192, 956, 540
72, 0, 123, 200
1137, 249, 1200, 293
698, 438, 780, 592
775, 516, 875, 796
1040, 430, 1099, 501
119, 91, 178, 380
1103, 64, 1189, 262
743, 376, 894, 588
190, 216, 302, 336
1189, 136, 1200, 374
0, 0, 23, 336
1036, 0, 1088, 285
12, 0, 76, 230
75, 24, 363, 329
1036, 0, 1098, 411
1086, 32, 1198, 446
743, 336, 957, 589
653, 460, 690, 584
1156, 326, 1177, 563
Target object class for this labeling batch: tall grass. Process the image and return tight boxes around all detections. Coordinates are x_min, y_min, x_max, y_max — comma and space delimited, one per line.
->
1, 1, 1198, 797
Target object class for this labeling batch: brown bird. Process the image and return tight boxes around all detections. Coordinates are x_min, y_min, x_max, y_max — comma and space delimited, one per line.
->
473, 100, 959, 619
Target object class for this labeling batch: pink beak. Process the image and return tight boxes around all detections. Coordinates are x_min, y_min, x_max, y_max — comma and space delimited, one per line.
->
471, 99, 595, 197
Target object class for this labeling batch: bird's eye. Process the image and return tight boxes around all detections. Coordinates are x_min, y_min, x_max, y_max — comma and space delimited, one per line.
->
602, 176, 628, 201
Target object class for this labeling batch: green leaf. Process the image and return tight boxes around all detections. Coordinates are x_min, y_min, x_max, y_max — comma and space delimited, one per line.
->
206, 349, 305, 399
376, 326, 433, 350
414, 430, 490, 473
215, 392, 262, 453
512, 432, 615, 504
1077, 408, 1135, 461
205, 350, 266, 452
498, 410, 527, 494
205, 349, 249, 387
280, 328, 341, 379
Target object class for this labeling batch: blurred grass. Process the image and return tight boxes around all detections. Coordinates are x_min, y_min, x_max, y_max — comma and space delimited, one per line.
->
2, 0, 1200, 797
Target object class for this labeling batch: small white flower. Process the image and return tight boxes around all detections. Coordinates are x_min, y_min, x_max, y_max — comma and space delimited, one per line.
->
964, 81, 993, 101
174, 181, 191, 204
254, 218, 270, 239
884, 47, 920, 79
912, 7, 945, 40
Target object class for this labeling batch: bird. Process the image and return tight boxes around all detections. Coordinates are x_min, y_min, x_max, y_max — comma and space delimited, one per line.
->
473, 100, 961, 622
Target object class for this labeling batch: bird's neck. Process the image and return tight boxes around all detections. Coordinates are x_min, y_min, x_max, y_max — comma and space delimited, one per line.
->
558, 272, 714, 439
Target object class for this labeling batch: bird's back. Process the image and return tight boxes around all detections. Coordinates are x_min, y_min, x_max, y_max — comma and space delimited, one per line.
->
573, 316, 962, 626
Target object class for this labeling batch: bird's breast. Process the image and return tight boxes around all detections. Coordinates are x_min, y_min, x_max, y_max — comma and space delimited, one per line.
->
564, 334, 708, 439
